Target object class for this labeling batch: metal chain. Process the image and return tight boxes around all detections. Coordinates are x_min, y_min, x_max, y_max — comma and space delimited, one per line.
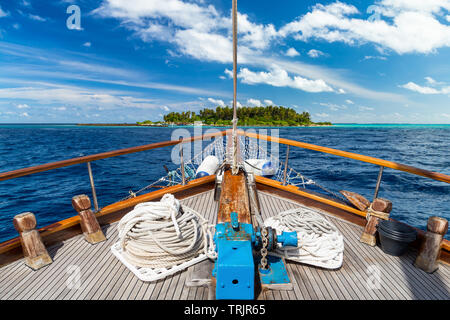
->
260, 227, 269, 269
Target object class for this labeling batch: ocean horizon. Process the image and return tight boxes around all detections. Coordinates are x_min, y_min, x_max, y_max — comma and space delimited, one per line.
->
0, 123, 450, 128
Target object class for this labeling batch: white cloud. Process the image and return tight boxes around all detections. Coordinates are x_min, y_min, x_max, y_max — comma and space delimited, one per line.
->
20, 112, 30, 117
28, 14, 46, 22
0, 85, 161, 110
236, 65, 334, 93
16, 104, 30, 109
315, 113, 330, 118
83, 42, 92, 47
0, 6, 9, 18
358, 106, 374, 111
228, 100, 243, 108
307, 49, 325, 58
400, 82, 440, 94
400, 80, 450, 94
93, 0, 409, 103
423, 76, 446, 86
263, 99, 274, 105
268, 57, 407, 102
238, 12, 278, 50
0, 40, 226, 97
94, 0, 265, 64
163, 106, 170, 111
207, 97, 225, 107
247, 98, 262, 107
345, 99, 354, 104
285, 48, 300, 57
319, 102, 347, 111
174, 29, 234, 63
425, 76, 436, 84
363, 55, 388, 61
337, 88, 346, 94
224, 69, 233, 78
279, 1, 450, 54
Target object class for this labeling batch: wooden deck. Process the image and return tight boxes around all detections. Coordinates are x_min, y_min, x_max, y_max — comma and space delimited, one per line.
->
0, 190, 449, 300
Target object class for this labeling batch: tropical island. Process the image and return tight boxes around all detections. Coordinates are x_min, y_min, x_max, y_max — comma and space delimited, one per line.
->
137, 106, 332, 127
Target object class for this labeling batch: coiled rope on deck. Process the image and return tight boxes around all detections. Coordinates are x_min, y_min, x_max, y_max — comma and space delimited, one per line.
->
265, 207, 344, 269
117, 194, 216, 269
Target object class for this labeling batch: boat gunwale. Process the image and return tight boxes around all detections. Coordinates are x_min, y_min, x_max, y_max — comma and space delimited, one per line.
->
0, 129, 449, 184
0, 130, 228, 181
239, 130, 450, 184
0, 129, 449, 266
0, 176, 216, 267
0, 175, 449, 268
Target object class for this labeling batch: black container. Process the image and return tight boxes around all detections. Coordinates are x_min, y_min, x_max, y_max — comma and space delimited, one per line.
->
377, 220, 417, 256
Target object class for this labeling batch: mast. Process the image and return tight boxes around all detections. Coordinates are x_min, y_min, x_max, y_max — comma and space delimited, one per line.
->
231, 0, 239, 175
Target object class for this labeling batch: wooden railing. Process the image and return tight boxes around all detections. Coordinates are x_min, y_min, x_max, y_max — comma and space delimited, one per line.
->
0, 127, 449, 258
237, 130, 450, 184
2, 128, 448, 185
0, 130, 227, 182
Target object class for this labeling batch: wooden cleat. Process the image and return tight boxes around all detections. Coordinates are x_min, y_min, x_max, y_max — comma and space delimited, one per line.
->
72, 195, 106, 244
360, 198, 392, 246
340, 190, 370, 212
415, 216, 448, 273
13, 212, 53, 270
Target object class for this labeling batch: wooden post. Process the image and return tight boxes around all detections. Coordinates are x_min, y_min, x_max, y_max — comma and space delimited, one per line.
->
72, 194, 106, 244
360, 198, 392, 246
13, 212, 52, 270
414, 216, 448, 273
359, 198, 392, 247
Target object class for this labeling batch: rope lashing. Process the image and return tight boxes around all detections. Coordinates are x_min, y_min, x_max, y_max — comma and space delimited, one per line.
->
265, 207, 344, 269
366, 203, 390, 221
117, 194, 216, 269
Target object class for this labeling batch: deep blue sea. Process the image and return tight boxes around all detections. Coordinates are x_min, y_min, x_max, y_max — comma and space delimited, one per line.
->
0, 124, 449, 242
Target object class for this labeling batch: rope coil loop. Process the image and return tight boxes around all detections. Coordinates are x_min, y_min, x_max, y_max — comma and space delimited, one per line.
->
117, 194, 216, 269
265, 206, 344, 269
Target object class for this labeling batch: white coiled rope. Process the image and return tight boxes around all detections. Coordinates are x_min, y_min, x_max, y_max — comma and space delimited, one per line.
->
117, 194, 216, 269
265, 207, 344, 269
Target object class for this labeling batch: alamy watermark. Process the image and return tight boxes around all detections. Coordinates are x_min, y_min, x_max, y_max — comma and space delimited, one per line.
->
366, 264, 381, 290
366, 5, 382, 22
66, 264, 81, 290
66, 5, 82, 30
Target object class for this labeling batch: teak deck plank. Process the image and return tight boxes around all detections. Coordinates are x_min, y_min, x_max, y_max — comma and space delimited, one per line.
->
0, 189, 449, 300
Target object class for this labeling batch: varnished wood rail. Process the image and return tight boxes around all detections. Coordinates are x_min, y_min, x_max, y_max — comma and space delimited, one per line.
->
0, 175, 216, 266
238, 130, 450, 184
0, 130, 227, 181
255, 176, 450, 254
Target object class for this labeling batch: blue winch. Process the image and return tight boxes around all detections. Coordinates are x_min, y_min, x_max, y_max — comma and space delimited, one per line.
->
212, 211, 298, 300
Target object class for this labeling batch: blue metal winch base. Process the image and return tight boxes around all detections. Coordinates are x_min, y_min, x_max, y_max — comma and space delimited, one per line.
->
257, 255, 291, 285
212, 212, 298, 299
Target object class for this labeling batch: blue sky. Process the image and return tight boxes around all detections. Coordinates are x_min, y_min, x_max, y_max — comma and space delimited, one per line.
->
0, 0, 449, 123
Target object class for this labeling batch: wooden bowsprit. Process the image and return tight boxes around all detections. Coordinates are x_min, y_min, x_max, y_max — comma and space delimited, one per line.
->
210, 131, 297, 299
